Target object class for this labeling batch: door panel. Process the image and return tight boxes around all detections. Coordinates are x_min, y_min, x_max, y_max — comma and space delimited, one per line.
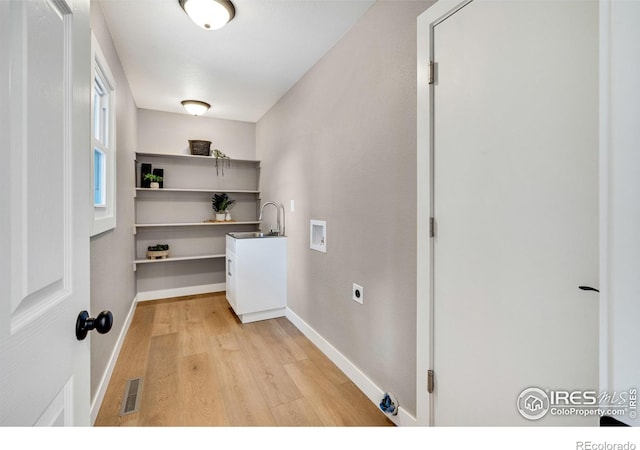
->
0, 0, 91, 426
11, 0, 67, 330
432, 0, 598, 425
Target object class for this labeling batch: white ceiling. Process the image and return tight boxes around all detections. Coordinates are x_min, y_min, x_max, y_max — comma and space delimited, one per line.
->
99, 0, 375, 123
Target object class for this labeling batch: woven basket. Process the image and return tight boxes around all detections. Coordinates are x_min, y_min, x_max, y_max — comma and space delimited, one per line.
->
189, 140, 211, 156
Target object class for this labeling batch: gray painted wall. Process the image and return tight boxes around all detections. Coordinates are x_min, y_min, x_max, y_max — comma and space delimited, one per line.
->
89, 1, 138, 405
256, 0, 433, 417
137, 108, 255, 160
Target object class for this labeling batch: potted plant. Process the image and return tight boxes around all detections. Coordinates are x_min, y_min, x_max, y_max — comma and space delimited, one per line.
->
144, 173, 163, 189
212, 193, 235, 221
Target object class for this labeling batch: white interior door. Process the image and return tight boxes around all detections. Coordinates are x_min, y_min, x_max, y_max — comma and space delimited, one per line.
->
0, 0, 91, 425
431, 0, 599, 425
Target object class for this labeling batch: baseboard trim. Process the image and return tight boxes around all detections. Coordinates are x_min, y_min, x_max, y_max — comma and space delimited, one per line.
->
136, 283, 226, 302
285, 307, 417, 427
90, 293, 139, 425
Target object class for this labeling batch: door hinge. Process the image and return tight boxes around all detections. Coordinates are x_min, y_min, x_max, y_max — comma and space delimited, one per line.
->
427, 370, 435, 394
429, 217, 435, 238
428, 61, 436, 85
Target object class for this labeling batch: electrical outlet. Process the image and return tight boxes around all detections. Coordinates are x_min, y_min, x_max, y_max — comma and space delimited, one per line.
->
352, 283, 363, 304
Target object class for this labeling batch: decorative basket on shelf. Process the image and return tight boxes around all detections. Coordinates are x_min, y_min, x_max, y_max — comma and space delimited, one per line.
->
189, 140, 211, 156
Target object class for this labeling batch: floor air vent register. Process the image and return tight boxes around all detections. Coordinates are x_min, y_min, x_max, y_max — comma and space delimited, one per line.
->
119, 377, 144, 416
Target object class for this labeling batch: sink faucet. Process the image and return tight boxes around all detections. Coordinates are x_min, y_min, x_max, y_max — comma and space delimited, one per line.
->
259, 201, 285, 236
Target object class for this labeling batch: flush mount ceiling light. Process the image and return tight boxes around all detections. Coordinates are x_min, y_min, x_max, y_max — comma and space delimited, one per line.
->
179, 0, 235, 30
181, 100, 210, 116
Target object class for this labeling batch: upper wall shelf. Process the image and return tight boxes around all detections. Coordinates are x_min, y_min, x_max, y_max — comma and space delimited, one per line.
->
135, 151, 260, 164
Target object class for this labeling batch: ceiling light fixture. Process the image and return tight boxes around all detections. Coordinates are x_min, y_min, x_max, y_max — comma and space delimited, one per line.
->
179, 0, 235, 31
181, 100, 211, 116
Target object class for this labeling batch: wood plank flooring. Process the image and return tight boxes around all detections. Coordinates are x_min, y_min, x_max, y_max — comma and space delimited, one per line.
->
94, 292, 393, 427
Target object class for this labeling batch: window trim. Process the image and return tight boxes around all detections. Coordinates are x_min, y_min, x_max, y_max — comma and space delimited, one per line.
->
90, 33, 116, 236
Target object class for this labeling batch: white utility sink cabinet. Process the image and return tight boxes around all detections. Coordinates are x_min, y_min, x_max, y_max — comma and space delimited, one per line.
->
225, 234, 287, 323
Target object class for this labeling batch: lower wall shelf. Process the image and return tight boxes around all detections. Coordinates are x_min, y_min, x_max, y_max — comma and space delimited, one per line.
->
134, 253, 225, 269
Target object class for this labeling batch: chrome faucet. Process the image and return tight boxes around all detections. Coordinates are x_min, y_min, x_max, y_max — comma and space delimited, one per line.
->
259, 201, 285, 236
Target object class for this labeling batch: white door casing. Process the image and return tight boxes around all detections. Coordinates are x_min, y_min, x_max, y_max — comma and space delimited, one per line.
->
0, 0, 91, 426
598, 0, 640, 427
418, 0, 598, 426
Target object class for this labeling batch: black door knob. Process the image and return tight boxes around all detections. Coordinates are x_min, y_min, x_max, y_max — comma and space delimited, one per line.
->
76, 310, 113, 340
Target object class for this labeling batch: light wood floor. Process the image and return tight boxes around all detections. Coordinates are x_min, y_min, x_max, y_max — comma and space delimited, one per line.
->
94, 292, 393, 427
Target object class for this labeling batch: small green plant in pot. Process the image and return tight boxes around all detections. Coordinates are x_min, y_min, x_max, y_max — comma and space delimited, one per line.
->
212, 193, 235, 221
144, 173, 163, 189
